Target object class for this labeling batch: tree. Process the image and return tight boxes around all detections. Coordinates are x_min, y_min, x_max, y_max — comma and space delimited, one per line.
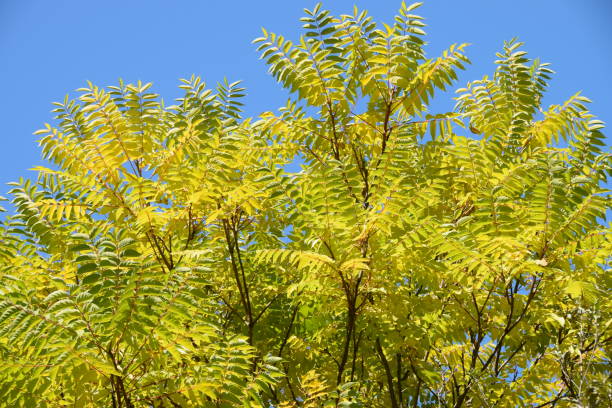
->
0, 2, 609, 407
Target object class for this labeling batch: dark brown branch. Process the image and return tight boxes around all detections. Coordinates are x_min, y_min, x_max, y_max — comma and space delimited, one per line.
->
375, 337, 399, 408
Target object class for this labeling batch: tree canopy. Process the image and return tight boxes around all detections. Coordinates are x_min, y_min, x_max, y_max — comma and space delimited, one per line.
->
0, 2, 609, 407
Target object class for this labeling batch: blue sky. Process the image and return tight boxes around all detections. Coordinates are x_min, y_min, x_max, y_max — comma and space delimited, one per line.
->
1, 0, 610, 193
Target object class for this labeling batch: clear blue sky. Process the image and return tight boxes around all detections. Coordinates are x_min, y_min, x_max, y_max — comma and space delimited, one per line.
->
1, 0, 610, 192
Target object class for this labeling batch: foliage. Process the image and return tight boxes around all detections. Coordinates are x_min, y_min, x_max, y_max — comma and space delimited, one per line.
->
0, 2, 610, 407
